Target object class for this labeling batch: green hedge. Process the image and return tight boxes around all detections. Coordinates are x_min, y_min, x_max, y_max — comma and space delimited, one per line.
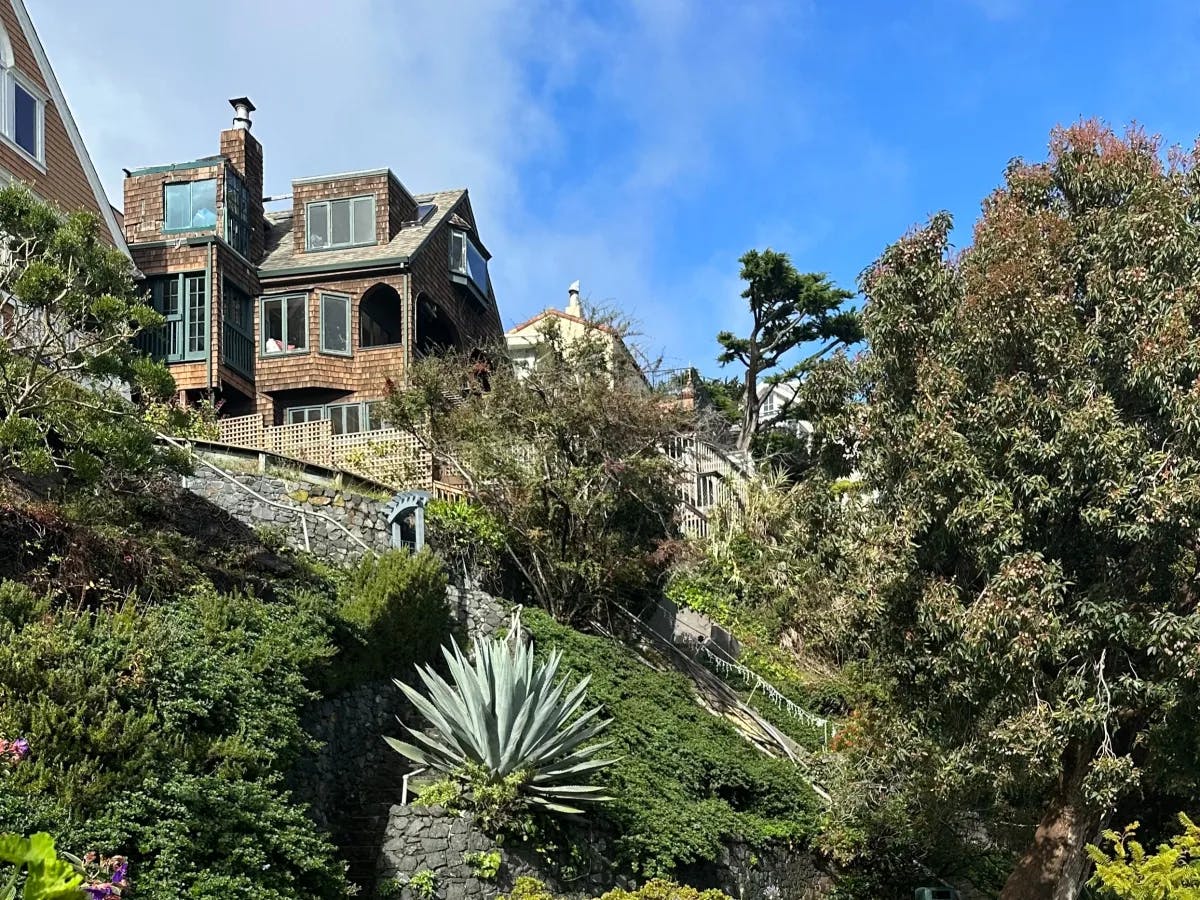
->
0, 580, 348, 899
333, 549, 450, 688
522, 609, 820, 878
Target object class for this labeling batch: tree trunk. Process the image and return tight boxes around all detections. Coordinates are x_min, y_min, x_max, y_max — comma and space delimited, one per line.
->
737, 368, 757, 454
999, 753, 1104, 900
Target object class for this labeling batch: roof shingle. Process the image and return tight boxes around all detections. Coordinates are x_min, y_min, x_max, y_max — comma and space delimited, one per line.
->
259, 188, 466, 276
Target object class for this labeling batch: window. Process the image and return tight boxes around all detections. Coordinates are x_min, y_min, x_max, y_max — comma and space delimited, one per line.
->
164, 179, 218, 232
146, 272, 207, 362
320, 292, 351, 355
328, 402, 362, 435
415, 202, 436, 223
0, 68, 44, 163
223, 280, 253, 334
449, 229, 490, 298
286, 406, 324, 425
261, 294, 307, 354
225, 169, 250, 256
284, 401, 381, 434
306, 196, 375, 250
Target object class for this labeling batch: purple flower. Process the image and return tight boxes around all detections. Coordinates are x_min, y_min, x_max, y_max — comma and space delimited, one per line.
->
84, 886, 116, 900
12, 738, 28, 759
111, 863, 128, 885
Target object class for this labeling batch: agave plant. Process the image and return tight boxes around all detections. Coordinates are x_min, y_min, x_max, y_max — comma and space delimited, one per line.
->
387, 636, 614, 815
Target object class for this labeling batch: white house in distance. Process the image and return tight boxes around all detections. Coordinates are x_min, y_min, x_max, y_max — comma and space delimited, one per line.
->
504, 281, 645, 387
756, 379, 814, 439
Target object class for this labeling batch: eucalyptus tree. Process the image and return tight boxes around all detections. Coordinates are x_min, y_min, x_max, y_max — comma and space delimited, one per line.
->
830, 123, 1200, 899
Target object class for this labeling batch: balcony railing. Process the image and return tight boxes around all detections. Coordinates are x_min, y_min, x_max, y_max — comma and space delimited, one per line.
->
223, 322, 254, 379
135, 320, 184, 362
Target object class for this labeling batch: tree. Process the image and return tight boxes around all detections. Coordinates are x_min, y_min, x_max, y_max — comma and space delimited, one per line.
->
716, 250, 860, 454
0, 186, 177, 481
822, 123, 1200, 899
385, 317, 686, 623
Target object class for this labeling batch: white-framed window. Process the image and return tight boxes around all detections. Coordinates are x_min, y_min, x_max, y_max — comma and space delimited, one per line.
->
0, 68, 44, 165
306, 195, 375, 250
261, 293, 308, 355
320, 292, 351, 355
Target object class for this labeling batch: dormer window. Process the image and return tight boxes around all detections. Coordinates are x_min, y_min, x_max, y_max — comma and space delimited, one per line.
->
164, 179, 218, 232
306, 195, 375, 250
449, 229, 490, 298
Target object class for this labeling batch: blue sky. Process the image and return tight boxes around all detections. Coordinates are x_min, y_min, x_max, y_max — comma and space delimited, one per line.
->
31, 0, 1200, 376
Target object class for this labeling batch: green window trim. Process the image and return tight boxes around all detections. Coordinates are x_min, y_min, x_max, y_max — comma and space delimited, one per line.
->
145, 272, 208, 362
283, 400, 384, 434
163, 179, 218, 234
305, 195, 376, 251
260, 293, 309, 357
224, 169, 250, 257
319, 291, 352, 356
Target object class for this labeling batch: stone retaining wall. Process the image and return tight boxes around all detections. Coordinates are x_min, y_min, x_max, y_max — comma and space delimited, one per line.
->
181, 463, 393, 562
378, 806, 622, 900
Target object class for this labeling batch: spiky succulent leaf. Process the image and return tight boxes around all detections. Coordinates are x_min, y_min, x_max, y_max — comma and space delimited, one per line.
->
387, 635, 615, 815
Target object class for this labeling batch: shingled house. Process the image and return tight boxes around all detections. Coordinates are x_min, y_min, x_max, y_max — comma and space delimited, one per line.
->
123, 99, 503, 435
0, 0, 125, 248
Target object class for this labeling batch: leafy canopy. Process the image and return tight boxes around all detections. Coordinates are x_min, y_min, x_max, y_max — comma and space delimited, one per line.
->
812, 122, 1200, 895
0, 186, 181, 482
716, 249, 860, 454
386, 319, 685, 623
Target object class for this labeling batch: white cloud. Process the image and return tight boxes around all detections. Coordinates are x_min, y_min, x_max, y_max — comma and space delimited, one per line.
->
32, 0, 812, 369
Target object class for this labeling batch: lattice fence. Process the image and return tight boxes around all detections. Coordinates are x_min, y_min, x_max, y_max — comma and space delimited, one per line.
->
217, 414, 435, 489
217, 414, 265, 450
332, 429, 430, 488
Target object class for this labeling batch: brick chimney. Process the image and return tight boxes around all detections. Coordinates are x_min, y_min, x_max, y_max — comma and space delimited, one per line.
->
220, 97, 264, 262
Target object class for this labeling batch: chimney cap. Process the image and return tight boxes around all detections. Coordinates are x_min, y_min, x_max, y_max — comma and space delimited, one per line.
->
229, 97, 256, 130
566, 280, 581, 315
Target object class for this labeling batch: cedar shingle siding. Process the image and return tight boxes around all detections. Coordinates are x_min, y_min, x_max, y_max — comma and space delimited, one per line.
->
122, 104, 503, 423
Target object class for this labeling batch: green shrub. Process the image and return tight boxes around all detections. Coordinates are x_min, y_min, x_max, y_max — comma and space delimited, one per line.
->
336, 549, 449, 685
523, 609, 820, 878
1088, 813, 1200, 898
426, 499, 504, 584
0, 578, 350, 898
498, 877, 557, 900
463, 849, 502, 880
598, 881, 733, 900
407, 868, 437, 899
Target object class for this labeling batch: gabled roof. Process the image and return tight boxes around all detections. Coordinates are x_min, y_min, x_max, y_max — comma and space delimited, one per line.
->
12, 0, 128, 255
259, 188, 467, 277
505, 307, 620, 338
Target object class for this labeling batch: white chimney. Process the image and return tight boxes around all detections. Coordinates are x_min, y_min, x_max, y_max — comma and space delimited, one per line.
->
230, 96, 256, 130
566, 280, 581, 316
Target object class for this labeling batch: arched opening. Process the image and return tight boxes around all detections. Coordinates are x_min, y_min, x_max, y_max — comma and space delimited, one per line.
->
359, 283, 403, 348
415, 294, 461, 357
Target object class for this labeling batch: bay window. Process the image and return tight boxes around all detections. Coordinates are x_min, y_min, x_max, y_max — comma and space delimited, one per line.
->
261, 294, 307, 355
320, 292, 351, 355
